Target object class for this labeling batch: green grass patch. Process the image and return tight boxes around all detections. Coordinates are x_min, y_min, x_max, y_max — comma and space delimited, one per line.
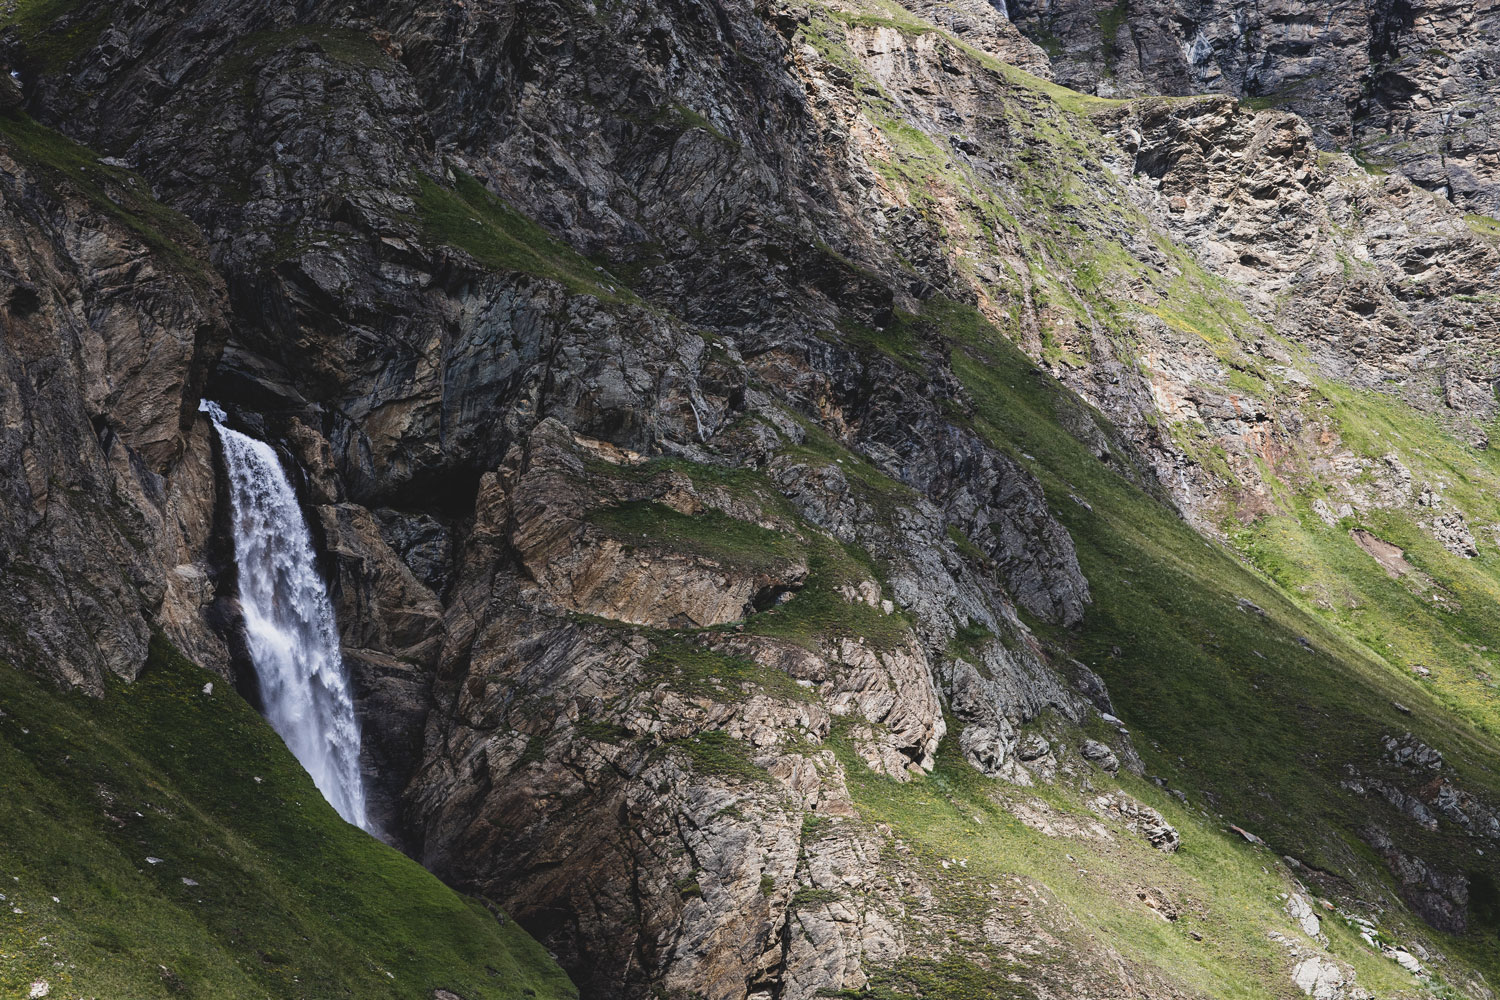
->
211, 24, 396, 78
663, 730, 769, 783
846, 954, 1033, 1000
951, 37, 1123, 117
829, 9, 938, 34
837, 311, 927, 373
0, 114, 216, 288
582, 454, 797, 521
948, 619, 997, 664
642, 638, 815, 702
946, 525, 991, 566
511, 732, 549, 772
1464, 213, 1500, 240
0, 636, 576, 1000
801, 813, 834, 840
1, 0, 109, 71
414, 170, 633, 301
790, 887, 841, 907
589, 500, 804, 573
664, 103, 736, 145
574, 718, 633, 744
743, 534, 911, 652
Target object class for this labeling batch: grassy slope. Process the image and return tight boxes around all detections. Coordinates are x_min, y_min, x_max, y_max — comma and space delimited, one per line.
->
1231, 381, 1500, 745
0, 0, 110, 72
0, 636, 576, 1000
837, 730, 1416, 999
885, 295, 1500, 990
781, 7, 1500, 986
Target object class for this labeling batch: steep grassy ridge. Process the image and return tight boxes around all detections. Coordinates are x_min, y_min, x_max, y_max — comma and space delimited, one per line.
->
1231, 382, 1500, 744
0, 637, 576, 1000
767, 288, 1500, 993
836, 730, 1419, 998
934, 295, 1500, 984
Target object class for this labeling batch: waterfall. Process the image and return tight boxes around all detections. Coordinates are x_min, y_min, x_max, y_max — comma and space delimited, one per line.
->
201, 401, 370, 831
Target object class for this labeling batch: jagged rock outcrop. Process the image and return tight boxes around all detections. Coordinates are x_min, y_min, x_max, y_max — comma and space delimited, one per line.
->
401, 417, 1113, 996
1006, 0, 1500, 215
0, 117, 230, 691
1079, 94, 1500, 523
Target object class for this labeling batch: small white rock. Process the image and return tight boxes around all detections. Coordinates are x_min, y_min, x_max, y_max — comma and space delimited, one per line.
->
202, 682, 213, 696
1286, 893, 1321, 940
1292, 956, 1348, 999
28, 980, 49, 998
146, 857, 163, 865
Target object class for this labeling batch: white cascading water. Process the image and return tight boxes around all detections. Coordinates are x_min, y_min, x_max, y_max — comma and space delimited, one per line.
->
200, 400, 370, 831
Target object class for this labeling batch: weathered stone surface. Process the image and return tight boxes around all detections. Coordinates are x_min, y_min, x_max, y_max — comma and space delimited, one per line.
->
1007, 0, 1500, 216
1292, 955, 1368, 1000
1089, 790, 1180, 852
1287, 893, 1324, 941
1081, 738, 1121, 774
0, 131, 230, 691
1364, 826, 1470, 933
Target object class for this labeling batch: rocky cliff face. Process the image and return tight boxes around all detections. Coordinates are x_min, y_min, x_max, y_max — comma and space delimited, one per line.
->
0, 100, 230, 692
4, 0, 1500, 997
1005, 0, 1500, 216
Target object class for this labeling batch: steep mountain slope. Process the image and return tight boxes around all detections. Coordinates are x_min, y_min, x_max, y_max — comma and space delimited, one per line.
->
0, 636, 576, 1000
2, 0, 1499, 998
0, 97, 575, 999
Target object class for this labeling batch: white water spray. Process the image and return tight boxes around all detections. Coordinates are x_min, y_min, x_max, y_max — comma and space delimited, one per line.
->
201, 400, 370, 830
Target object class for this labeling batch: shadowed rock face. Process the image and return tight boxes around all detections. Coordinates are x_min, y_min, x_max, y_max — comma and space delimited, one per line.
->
4, 0, 1500, 996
